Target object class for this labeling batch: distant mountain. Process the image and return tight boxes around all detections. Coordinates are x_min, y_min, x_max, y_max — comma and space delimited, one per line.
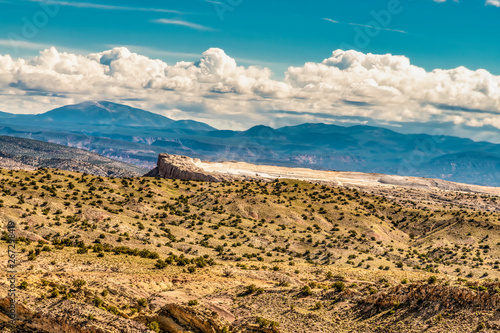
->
169, 120, 215, 131
0, 135, 146, 177
0, 111, 16, 119
34, 101, 175, 127
1, 101, 216, 130
1, 101, 500, 186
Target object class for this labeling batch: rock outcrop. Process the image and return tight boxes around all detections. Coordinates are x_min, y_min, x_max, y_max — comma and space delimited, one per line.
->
0, 297, 152, 333
144, 153, 500, 197
144, 154, 228, 182
155, 303, 283, 333
361, 283, 500, 310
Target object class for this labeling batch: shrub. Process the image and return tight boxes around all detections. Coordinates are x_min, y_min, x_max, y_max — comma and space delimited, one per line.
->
245, 284, 257, 294
428, 276, 437, 285
188, 299, 198, 306
107, 305, 119, 315
332, 281, 345, 292
155, 259, 167, 269
147, 321, 160, 333
222, 267, 233, 278
19, 281, 28, 290
76, 247, 88, 254
93, 297, 103, 307
137, 298, 148, 307
72, 279, 86, 289
301, 285, 312, 296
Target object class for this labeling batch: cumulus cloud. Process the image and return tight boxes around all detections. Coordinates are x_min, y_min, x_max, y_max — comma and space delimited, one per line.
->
486, 0, 500, 7
0, 46, 500, 136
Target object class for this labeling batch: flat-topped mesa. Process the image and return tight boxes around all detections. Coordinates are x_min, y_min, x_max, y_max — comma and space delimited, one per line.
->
144, 153, 500, 196
145, 153, 226, 182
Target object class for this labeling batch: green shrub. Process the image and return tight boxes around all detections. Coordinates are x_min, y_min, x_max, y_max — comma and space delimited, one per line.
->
301, 285, 312, 296
147, 321, 160, 333
93, 297, 103, 307
332, 281, 345, 292
72, 279, 86, 289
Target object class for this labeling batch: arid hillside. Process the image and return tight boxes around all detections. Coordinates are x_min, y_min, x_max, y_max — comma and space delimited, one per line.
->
0, 135, 146, 177
0, 167, 499, 332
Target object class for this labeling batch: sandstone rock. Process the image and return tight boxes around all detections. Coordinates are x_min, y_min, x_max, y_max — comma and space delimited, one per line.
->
0, 297, 152, 333
361, 283, 500, 310
145, 154, 225, 182
155, 303, 284, 333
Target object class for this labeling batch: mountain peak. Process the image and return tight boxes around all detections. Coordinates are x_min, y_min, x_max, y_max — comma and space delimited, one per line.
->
37, 101, 175, 128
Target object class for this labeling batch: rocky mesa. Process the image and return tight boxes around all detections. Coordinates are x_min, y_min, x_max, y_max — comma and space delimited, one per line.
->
145, 153, 500, 196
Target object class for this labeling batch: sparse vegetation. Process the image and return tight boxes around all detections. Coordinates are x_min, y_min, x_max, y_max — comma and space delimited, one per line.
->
1, 168, 499, 332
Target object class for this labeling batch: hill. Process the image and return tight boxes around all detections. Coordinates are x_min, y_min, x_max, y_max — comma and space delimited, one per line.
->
0, 168, 499, 332
0, 135, 146, 177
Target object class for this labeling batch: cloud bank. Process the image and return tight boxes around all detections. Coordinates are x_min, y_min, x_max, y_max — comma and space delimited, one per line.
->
0, 46, 499, 138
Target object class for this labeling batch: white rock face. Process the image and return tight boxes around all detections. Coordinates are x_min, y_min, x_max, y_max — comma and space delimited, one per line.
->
145, 154, 500, 196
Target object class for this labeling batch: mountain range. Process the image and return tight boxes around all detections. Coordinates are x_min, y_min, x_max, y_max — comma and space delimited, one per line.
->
1, 100, 500, 186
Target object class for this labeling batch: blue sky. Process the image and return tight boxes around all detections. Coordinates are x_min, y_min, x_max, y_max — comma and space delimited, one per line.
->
1, 0, 499, 77
0, 0, 499, 143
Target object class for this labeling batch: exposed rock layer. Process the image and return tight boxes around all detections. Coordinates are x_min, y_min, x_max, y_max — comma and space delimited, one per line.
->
145, 154, 500, 196
145, 154, 226, 182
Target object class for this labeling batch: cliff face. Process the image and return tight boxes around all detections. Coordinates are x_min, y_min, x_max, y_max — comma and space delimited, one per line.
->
155, 303, 282, 333
361, 283, 500, 310
144, 154, 227, 182
0, 297, 152, 332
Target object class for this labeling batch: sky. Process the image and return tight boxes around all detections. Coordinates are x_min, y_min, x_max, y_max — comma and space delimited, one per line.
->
0, 0, 499, 142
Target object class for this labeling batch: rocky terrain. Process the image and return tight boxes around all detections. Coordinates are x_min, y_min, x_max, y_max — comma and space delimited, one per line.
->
0, 136, 146, 177
0, 164, 499, 332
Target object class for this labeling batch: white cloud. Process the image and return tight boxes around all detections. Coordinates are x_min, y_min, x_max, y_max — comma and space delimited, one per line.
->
0, 39, 49, 51
152, 19, 213, 31
0, 47, 500, 134
323, 18, 340, 24
486, 0, 500, 7
324, 18, 407, 34
436, 0, 499, 6
27, 0, 181, 13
